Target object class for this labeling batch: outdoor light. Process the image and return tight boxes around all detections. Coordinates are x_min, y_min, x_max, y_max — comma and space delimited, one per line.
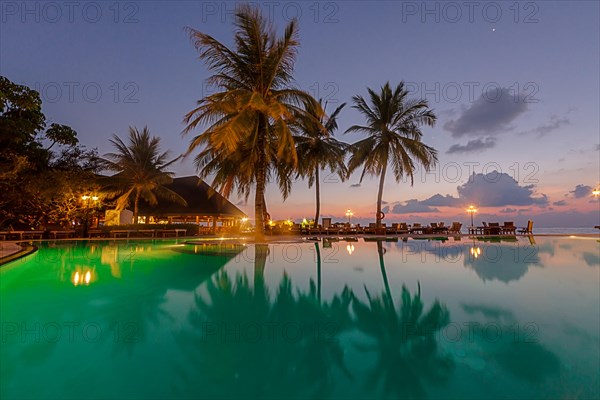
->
467, 205, 478, 227
345, 209, 353, 224
593, 188, 600, 196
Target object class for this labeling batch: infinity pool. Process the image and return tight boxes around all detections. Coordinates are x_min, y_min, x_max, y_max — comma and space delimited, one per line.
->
1, 236, 599, 399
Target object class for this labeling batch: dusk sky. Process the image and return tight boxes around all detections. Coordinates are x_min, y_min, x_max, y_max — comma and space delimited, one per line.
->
2, 1, 599, 227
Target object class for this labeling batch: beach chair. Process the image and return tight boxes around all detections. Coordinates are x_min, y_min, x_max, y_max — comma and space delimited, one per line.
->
518, 220, 534, 234
365, 223, 377, 234
501, 221, 516, 235
448, 222, 462, 234
410, 223, 423, 234
398, 223, 409, 234
432, 222, 448, 234
486, 222, 501, 235
387, 223, 399, 234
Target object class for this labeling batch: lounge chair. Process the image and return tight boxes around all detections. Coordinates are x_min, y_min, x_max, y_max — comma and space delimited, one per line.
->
486, 222, 501, 235
410, 223, 424, 234
398, 222, 409, 234
501, 221, 516, 235
448, 222, 462, 234
364, 223, 377, 234
518, 220, 534, 234
432, 222, 448, 234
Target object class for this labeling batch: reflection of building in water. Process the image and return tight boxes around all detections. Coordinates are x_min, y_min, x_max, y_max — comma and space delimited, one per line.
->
101, 245, 121, 278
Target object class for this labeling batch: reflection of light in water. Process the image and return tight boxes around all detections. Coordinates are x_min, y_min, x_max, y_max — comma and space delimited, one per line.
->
470, 246, 481, 258
71, 267, 96, 286
346, 244, 355, 255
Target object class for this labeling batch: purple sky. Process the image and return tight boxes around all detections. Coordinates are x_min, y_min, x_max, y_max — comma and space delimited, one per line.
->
2, 1, 599, 227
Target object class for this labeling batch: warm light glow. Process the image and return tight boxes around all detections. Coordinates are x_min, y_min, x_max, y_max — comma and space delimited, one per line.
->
268, 220, 275, 226
346, 243, 355, 255
92, 196, 99, 201
241, 217, 248, 222
470, 246, 481, 258
71, 267, 96, 286
345, 209, 353, 216
593, 188, 600, 196
81, 195, 90, 200
467, 205, 477, 213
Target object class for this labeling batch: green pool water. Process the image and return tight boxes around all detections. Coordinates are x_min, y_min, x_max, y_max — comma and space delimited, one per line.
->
1, 236, 599, 399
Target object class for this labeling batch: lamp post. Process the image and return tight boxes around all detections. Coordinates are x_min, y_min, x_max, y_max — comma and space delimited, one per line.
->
593, 188, 600, 197
81, 195, 99, 238
467, 205, 477, 229
345, 209, 353, 224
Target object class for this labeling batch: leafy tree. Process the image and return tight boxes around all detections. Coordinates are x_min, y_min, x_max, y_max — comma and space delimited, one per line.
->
0, 76, 96, 229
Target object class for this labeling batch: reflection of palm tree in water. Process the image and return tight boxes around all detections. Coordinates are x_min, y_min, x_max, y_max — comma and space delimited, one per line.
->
351, 239, 454, 399
176, 243, 354, 398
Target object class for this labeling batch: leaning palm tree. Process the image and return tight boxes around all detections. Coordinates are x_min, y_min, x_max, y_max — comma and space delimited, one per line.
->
99, 126, 186, 224
346, 82, 438, 228
294, 98, 348, 228
183, 5, 311, 238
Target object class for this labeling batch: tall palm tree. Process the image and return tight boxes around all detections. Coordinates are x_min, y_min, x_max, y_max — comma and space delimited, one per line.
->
346, 82, 438, 228
192, 135, 291, 224
294, 98, 348, 228
99, 126, 186, 224
183, 5, 311, 238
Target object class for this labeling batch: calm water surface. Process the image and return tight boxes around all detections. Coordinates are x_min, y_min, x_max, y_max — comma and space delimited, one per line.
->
1, 236, 599, 399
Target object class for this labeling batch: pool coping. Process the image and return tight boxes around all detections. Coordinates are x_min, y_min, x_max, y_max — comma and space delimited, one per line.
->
0, 233, 596, 266
0, 242, 38, 266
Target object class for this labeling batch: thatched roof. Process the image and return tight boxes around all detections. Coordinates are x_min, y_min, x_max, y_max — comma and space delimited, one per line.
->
138, 176, 246, 218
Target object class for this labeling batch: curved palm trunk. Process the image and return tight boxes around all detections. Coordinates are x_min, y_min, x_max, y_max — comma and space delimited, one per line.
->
314, 167, 320, 229
376, 162, 387, 228
377, 240, 395, 313
314, 242, 322, 303
133, 190, 140, 225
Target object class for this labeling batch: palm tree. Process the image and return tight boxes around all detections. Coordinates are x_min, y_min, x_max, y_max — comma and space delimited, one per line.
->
99, 126, 186, 224
294, 98, 348, 228
346, 82, 438, 228
183, 5, 311, 238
